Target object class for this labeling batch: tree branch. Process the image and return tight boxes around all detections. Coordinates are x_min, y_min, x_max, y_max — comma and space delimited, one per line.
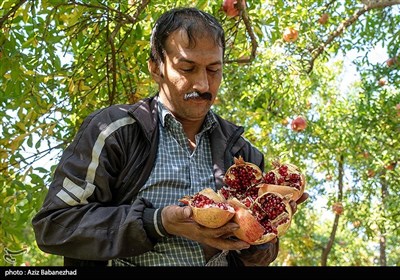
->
224, 0, 258, 64
0, 0, 27, 29
307, 1, 400, 73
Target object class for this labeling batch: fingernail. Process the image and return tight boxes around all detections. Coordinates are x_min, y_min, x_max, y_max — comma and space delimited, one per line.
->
183, 207, 191, 218
230, 225, 240, 231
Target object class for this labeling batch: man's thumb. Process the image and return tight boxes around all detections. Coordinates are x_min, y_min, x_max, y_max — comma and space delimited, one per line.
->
182, 206, 192, 219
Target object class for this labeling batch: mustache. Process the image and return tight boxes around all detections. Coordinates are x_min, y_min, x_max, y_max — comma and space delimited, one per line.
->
183, 91, 212, 101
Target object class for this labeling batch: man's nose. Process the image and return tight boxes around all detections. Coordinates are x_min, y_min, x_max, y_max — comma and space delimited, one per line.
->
192, 69, 210, 93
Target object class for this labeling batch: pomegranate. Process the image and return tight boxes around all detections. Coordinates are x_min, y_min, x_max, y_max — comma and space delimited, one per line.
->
282, 27, 298, 43
318, 13, 329, 25
219, 156, 303, 243
180, 156, 304, 242
378, 78, 386, 86
179, 188, 235, 228
260, 159, 306, 201
222, 0, 246, 18
386, 57, 398, 67
367, 169, 375, 178
385, 163, 395, 170
229, 191, 293, 244
291, 116, 307, 132
332, 202, 344, 215
220, 156, 263, 201
353, 220, 361, 228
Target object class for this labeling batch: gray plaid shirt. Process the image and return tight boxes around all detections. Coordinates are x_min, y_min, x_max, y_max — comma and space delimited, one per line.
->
114, 100, 228, 266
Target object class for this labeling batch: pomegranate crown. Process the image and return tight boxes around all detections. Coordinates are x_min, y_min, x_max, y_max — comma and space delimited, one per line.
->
233, 155, 246, 165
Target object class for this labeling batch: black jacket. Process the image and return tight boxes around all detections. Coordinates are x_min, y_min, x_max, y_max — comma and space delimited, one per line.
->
32, 95, 278, 266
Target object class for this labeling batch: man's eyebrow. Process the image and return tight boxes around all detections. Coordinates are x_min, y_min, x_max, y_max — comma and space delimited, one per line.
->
177, 57, 222, 66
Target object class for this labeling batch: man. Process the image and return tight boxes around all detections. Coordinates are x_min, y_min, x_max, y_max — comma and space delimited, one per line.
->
32, 7, 308, 266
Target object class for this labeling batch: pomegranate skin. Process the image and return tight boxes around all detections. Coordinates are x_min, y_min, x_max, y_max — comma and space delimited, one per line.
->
191, 207, 235, 228
258, 176, 305, 201
262, 161, 306, 201
232, 206, 265, 243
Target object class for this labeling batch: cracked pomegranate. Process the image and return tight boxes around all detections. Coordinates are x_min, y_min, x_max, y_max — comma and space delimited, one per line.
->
220, 156, 263, 201
179, 188, 235, 228
229, 191, 292, 244
218, 156, 298, 244
260, 159, 306, 201
180, 156, 304, 243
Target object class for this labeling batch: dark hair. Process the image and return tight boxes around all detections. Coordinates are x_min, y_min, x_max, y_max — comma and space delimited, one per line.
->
149, 7, 225, 64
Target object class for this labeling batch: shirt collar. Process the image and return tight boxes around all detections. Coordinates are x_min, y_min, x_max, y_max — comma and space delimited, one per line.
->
157, 99, 217, 133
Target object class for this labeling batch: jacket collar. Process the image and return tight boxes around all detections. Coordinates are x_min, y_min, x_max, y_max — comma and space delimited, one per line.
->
127, 95, 159, 142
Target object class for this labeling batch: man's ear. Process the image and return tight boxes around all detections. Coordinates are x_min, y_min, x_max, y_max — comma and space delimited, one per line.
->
148, 60, 163, 82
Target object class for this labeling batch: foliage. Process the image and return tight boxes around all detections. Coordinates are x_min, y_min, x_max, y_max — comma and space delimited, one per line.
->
0, 0, 399, 266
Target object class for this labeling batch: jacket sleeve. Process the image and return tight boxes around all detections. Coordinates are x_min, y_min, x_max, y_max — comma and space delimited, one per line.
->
31, 106, 168, 261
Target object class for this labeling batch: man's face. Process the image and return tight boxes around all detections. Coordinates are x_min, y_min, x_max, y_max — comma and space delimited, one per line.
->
151, 29, 223, 123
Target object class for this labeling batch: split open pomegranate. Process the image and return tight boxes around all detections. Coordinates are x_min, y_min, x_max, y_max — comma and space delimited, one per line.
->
228, 191, 292, 244
260, 159, 306, 201
179, 156, 304, 245
179, 188, 235, 228
220, 156, 263, 201
220, 156, 304, 244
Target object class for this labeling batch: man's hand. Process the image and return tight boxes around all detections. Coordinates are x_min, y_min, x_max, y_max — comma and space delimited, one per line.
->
161, 205, 251, 251
289, 191, 309, 214
238, 241, 279, 266
239, 192, 309, 266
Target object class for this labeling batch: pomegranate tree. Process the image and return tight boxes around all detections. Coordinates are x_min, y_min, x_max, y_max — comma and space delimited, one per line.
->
179, 188, 235, 228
